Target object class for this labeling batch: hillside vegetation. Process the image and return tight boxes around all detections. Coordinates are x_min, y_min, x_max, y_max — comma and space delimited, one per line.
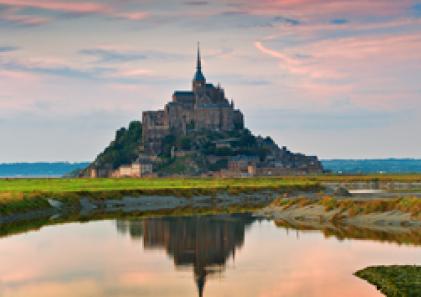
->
86, 118, 285, 176
91, 121, 142, 170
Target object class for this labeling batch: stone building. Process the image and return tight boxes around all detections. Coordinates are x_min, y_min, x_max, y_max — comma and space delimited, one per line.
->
142, 45, 244, 155
228, 155, 260, 172
111, 160, 153, 178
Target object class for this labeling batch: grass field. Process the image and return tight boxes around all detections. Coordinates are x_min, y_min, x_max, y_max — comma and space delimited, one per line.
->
0, 177, 322, 193
271, 195, 421, 218
0, 175, 421, 215
1, 174, 421, 193
0, 177, 322, 215
301, 174, 421, 183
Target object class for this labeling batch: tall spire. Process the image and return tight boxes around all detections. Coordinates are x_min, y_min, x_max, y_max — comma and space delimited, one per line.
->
193, 42, 206, 84
197, 42, 202, 70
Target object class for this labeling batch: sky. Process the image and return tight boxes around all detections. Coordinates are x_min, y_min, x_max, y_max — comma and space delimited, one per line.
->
0, 0, 420, 162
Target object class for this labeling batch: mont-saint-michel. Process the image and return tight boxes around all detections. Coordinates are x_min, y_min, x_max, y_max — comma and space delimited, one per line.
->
85, 46, 323, 178
2, 1, 421, 296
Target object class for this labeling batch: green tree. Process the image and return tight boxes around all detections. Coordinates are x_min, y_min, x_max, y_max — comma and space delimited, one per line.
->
94, 121, 142, 169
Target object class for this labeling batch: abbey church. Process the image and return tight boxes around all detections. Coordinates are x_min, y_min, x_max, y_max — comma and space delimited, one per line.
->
87, 45, 323, 178
142, 46, 244, 155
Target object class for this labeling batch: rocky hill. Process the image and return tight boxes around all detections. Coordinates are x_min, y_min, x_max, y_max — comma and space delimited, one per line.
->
84, 121, 322, 177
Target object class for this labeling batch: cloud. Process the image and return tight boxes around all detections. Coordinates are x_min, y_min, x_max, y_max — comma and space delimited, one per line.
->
209, 11, 301, 28
79, 48, 147, 63
412, 3, 421, 17
79, 47, 187, 64
114, 11, 148, 21
205, 47, 234, 58
184, 1, 208, 6
216, 74, 272, 86
0, 53, 185, 88
240, 0, 413, 19
254, 24, 421, 111
330, 18, 349, 25
0, 7, 50, 26
0, 46, 18, 52
252, 107, 412, 131
1, 58, 108, 80
0, 0, 109, 15
254, 41, 340, 79
272, 16, 300, 26
0, 0, 149, 25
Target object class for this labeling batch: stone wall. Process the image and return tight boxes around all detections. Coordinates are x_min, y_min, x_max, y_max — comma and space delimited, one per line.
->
142, 110, 170, 155
194, 107, 237, 131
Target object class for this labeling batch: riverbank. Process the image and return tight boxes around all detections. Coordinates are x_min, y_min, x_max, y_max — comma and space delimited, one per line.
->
1, 175, 421, 236
0, 177, 322, 215
0, 190, 280, 225
257, 196, 421, 231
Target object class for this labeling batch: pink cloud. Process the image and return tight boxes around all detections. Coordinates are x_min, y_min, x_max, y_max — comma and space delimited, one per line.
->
0, 70, 38, 80
0, 0, 149, 22
0, 0, 108, 14
113, 68, 153, 78
255, 29, 421, 109
115, 11, 149, 21
0, 7, 50, 25
243, 0, 413, 19
255, 41, 342, 80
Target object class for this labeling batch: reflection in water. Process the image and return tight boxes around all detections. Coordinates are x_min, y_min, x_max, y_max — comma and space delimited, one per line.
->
0, 213, 420, 297
274, 219, 421, 246
116, 214, 255, 297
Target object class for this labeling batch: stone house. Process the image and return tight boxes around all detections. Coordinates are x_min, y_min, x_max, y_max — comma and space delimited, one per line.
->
111, 161, 153, 178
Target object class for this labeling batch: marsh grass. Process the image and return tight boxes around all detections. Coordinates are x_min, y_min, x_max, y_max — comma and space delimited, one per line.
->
355, 266, 421, 297
0, 177, 321, 193
273, 195, 421, 219
275, 220, 421, 246
320, 195, 337, 211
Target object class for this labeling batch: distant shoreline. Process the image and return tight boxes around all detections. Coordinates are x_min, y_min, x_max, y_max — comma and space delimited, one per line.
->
0, 162, 89, 178
0, 175, 62, 178
2, 159, 421, 178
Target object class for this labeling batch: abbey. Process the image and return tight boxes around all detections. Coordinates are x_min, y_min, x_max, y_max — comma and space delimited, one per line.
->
142, 46, 244, 155
86, 45, 323, 178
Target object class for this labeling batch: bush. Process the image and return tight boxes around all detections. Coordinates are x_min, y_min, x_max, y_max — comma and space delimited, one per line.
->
320, 195, 337, 211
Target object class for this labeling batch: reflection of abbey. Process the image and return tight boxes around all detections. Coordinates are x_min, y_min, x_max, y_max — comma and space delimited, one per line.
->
116, 214, 255, 297
87, 45, 323, 178
142, 46, 244, 155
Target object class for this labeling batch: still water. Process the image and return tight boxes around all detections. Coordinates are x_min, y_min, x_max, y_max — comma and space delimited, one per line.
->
0, 214, 420, 297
